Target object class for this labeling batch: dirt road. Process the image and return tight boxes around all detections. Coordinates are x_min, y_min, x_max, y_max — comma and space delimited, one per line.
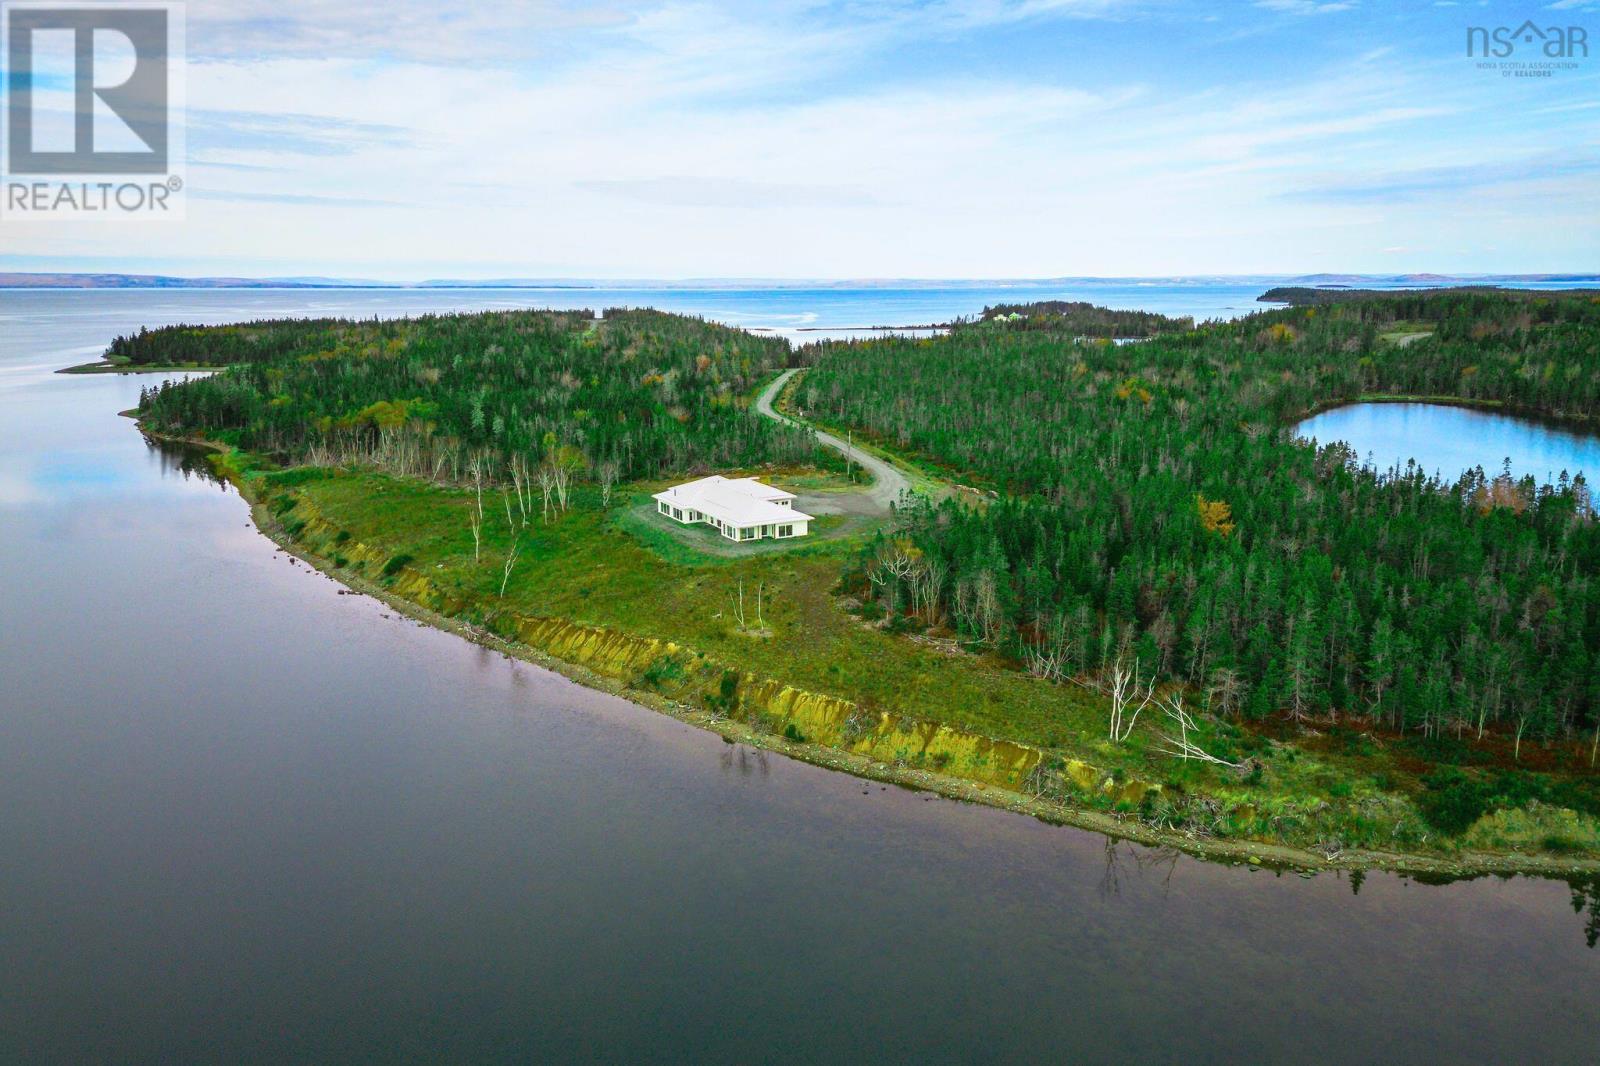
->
753, 368, 911, 516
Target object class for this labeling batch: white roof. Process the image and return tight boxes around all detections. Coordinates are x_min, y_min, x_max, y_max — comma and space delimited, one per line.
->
653, 475, 814, 527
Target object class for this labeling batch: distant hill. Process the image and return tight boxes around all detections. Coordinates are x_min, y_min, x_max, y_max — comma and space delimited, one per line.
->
1283, 273, 1600, 287
0, 273, 369, 289
1261, 285, 1600, 306
4, 270, 1598, 291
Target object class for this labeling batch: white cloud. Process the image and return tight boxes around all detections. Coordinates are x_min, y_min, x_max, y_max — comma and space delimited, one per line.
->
1254, 0, 1357, 13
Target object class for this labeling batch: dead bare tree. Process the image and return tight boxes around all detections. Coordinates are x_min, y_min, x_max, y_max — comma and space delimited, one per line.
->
917, 554, 946, 624
597, 459, 620, 508
1025, 613, 1074, 683
469, 454, 485, 522
1102, 655, 1156, 743
973, 570, 1002, 644
510, 454, 531, 524
499, 538, 521, 597
866, 539, 919, 618
536, 465, 555, 523
1153, 692, 1240, 768
550, 460, 571, 512
1205, 666, 1243, 719
469, 512, 481, 563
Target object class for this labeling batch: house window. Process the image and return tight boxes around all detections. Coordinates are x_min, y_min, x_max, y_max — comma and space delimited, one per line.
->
658, 501, 668, 514
672, 507, 682, 520
778, 524, 793, 537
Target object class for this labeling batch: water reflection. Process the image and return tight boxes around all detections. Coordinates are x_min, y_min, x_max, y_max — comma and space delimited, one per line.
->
144, 435, 228, 486
1098, 838, 1181, 900
720, 742, 772, 779
1573, 878, 1600, 949
1296, 402, 1600, 487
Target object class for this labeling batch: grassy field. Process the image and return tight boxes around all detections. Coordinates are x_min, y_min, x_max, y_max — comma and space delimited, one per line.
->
231, 453, 1600, 869
288, 467, 1112, 745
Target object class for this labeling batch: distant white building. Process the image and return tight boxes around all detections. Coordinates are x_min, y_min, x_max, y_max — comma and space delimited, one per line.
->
652, 475, 813, 541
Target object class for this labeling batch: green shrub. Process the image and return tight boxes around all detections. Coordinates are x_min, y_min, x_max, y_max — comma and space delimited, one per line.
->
1541, 834, 1584, 855
381, 553, 414, 578
705, 669, 741, 714
639, 653, 688, 690
1417, 767, 1489, 835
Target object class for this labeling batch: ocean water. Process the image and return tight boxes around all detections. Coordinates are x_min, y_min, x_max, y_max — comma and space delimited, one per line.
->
0, 280, 1279, 364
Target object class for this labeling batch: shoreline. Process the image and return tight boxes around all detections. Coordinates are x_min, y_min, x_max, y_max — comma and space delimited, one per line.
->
59, 359, 226, 375
1292, 392, 1600, 436
140, 424, 1600, 882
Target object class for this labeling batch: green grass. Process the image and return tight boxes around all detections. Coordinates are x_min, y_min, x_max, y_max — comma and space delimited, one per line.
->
292, 469, 1111, 748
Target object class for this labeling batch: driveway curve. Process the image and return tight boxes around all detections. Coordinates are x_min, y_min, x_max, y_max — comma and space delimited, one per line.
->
754, 368, 912, 516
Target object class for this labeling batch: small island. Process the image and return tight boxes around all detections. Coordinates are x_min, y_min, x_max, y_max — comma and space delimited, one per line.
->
131, 290, 1600, 875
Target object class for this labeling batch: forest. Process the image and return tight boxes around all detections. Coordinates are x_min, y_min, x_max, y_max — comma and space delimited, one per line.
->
978, 300, 1192, 336
135, 308, 825, 482
798, 290, 1600, 750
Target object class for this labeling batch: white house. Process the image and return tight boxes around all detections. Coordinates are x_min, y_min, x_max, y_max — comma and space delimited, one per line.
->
652, 475, 813, 541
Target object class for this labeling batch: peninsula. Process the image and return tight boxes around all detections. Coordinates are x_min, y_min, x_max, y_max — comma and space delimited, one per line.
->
130, 290, 1600, 874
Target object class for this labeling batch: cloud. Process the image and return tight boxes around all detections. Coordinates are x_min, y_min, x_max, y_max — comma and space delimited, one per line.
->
1282, 154, 1600, 203
578, 177, 884, 208
187, 1, 628, 63
188, 109, 413, 158
1255, 0, 1357, 13
184, 0, 1150, 67
190, 190, 409, 208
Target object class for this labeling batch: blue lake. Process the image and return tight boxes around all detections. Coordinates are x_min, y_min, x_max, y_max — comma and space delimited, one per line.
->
1296, 402, 1600, 486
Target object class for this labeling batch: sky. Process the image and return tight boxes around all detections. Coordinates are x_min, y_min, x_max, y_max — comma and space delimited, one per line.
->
1, 0, 1597, 279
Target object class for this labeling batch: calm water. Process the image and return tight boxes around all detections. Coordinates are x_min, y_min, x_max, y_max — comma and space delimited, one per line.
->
1297, 402, 1600, 486
2, 288, 1597, 1063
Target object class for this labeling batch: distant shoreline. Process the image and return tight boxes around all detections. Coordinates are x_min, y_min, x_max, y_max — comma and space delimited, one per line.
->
58, 359, 224, 375
6, 272, 1599, 291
